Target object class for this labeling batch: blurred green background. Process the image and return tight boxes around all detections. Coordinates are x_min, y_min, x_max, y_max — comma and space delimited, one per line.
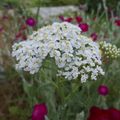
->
0, 0, 119, 10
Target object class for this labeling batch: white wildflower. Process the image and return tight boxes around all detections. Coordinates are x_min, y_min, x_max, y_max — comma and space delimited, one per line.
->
12, 22, 104, 82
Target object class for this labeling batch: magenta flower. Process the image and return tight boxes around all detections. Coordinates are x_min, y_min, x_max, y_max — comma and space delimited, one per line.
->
98, 85, 109, 96
79, 23, 89, 32
90, 33, 98, 41
26, 17, 37, 27
32, 103, 48, 120
75, 16, 82, 23
115, 19, 120, 27
59, 15, 64, 21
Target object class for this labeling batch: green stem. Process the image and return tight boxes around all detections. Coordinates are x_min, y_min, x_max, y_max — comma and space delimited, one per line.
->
65, 85, 79, 102
35, 0, 41, 28
56, 78, 65, 105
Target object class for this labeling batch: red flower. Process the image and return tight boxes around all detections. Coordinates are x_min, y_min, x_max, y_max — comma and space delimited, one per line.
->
26, 17, 37, 27
64, 17, 73, 22
88, 106, 120, 120
98, 85, 109, 96
90, 33, 98, 41
115, 19, 120, 26
32, 103, 48, 120
79, 23, 89, 32
109, 108, 120, 120
75, 16, 82, 23
88, 106, 110, 120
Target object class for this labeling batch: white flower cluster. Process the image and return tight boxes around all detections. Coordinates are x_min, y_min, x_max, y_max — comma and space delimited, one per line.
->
99, 41, 120, 59
12, 40, 48, 74
12, 22, 104, 82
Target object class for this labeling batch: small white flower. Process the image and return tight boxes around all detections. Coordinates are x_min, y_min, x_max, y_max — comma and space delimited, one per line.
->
81, 74, 88, 83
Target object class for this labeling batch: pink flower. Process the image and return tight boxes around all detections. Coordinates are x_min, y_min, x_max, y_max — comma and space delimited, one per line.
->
26, 17, 37, 27
64, 17, 73, 22
32, 103, 48, 120
79, 23, 89, 32
115, 19, 120, 26
90, 33, 98, 41
98, 85, 109, 96
75, 16, 82, 23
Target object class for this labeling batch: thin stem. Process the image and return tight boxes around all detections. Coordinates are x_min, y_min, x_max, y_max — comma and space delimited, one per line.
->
35, 0, 41, 28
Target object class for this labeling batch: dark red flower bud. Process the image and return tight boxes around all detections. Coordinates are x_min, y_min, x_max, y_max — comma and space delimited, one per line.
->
79, 23, 89, 32
59, 15, 64, 21
90, 33, 98, 41
75, 16, 83, 23
64, 17, 73, 22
